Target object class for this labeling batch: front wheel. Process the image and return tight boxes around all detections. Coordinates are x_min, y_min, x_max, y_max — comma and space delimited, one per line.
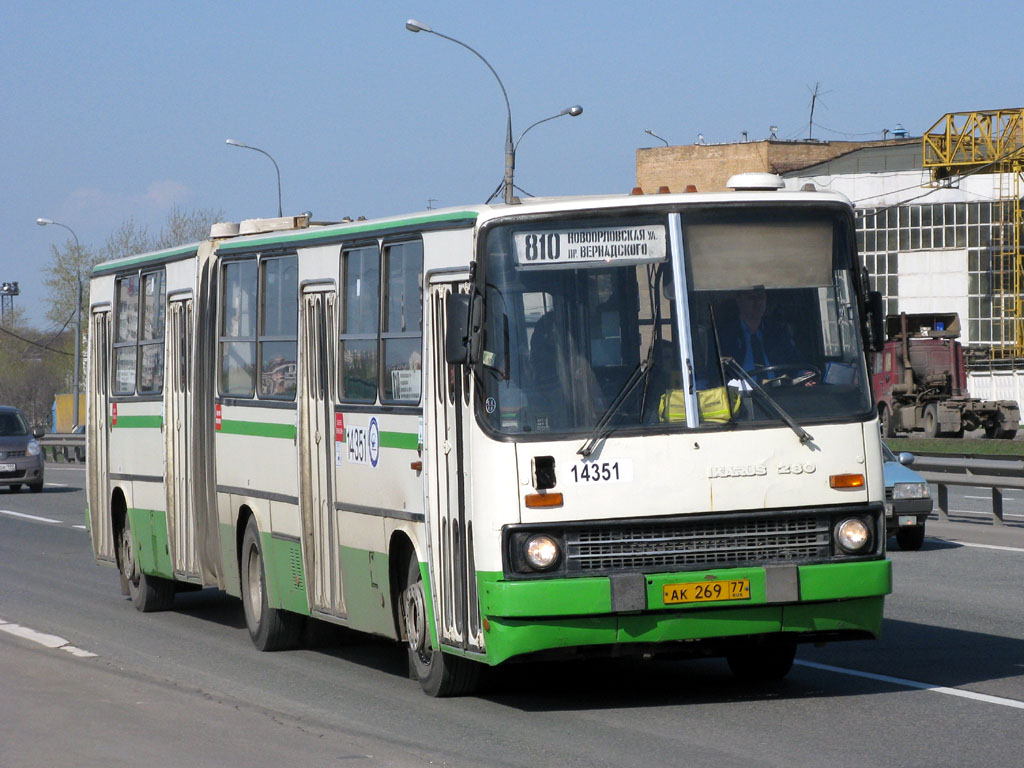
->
118, 513, 174, 612
726, 637, 796, 683
401, 554, 480, 697
879, 404, 896, 438
240, 517, 303, 651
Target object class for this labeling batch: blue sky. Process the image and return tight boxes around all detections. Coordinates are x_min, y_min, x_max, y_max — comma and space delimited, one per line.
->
3, 0, 1023, 327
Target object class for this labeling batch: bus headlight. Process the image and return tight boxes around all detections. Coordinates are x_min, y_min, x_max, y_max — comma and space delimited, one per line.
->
835, 518, 871, 554
524, 534, 561, 571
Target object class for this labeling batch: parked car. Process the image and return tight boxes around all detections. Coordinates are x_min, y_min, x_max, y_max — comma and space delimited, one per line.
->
883, 443, 931, 550
0, 405, 45, 493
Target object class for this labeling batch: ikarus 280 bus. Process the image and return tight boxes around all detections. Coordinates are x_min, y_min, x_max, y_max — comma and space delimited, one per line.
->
86, 173, 891, 696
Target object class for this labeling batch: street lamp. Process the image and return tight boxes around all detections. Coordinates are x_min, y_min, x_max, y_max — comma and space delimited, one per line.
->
36, 217, 84, 431
225, 139, 283, 217
515, 105, 583, 154
645, 129, 669, 146
406, 19, 517, 205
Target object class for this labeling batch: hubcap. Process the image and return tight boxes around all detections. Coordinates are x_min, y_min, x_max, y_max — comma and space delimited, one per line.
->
404, 580, 428, 656
245, 544, 263, 624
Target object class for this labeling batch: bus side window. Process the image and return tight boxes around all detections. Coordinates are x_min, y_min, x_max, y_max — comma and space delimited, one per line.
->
258, 255, 298, 399
113, 274, 140, 396
381, 240, 423, 404
138, 269, 167, 394
339, 244, 380, 403
219, 260, 258, 398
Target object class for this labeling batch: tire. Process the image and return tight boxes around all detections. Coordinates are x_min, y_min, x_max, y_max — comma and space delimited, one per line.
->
401, 553, 480, 697
7, 483, 22, 493
879, 405, 896, 438
922, 404, 939, 439
28, 481, 43, 493
726, 637, 797, 683
896, 525, 925, 551
118, 513, 175, 612
240, 517, 303, 651
999, 430, 1017, 440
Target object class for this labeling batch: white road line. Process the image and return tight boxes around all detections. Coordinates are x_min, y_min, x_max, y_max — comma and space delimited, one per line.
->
0, 619, 97, 658
953, 541, 1024, 553
796, 660, 1024, 710
0, 509, 61, 524
72, 524, 87, 530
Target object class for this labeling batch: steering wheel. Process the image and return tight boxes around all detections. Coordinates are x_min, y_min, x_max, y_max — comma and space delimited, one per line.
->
751, 364, 821, 387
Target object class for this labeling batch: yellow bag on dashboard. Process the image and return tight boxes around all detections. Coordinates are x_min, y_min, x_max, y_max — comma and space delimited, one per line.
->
658, 386, 740, 424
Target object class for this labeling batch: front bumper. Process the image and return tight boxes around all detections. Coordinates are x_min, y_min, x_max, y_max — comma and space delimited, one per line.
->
885, 498, 932, 533
475, 558, 891, 664
0, 456, 44, 487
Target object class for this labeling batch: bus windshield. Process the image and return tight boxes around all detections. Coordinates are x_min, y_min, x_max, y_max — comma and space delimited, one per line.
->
477, 207, 873, 437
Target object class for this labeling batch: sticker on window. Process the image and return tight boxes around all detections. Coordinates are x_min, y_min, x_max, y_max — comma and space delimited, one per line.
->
514, 225, 666, 267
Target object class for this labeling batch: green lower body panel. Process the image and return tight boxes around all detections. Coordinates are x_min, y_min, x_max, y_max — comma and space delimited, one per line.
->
127, 508, 173, 579
475, 559, 891, 665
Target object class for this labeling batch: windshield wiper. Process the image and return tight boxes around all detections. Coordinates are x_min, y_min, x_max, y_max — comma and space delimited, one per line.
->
577, 352, 655, 458
721, 357, 815, 444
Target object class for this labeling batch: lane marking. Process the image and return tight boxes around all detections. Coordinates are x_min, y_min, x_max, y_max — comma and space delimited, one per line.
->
0, 510, 61, 524
953, 541, 1024, 553
72, 524, 87, 530
0, 619, 97, 658
796, 660, 1024, 710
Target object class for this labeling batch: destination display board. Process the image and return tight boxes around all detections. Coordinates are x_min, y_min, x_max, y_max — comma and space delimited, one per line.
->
513, 224, 666, 267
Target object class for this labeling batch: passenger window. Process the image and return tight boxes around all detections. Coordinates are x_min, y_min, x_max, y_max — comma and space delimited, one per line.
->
339, 245, 380, 402
219, 260, 258, 397
113, 274, 140, 395
259, 255, 298, 399
381, 241, 423, 403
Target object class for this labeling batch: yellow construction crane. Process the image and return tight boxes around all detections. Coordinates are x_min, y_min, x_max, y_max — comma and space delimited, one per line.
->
923, 109, 1024, 355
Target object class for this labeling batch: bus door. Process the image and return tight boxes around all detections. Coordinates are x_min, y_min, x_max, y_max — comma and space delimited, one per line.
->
165, 296, 199, 579
298, 287, 344, 616
87, 309, 115, 563
426, 280, 483, 654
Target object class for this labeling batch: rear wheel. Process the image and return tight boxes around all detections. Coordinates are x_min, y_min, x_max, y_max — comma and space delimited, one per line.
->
7, 483, 22, 493
401, 553, 480, 697
922, 404, 939, 439
896, 525, 925, 551
240, 517, 303, 651
118, 513, 174, 612
726, 637, 797, 683
879, 404, 895, 438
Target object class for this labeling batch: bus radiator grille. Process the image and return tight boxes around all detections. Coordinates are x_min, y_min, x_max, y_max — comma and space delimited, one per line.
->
565, 516, 830, 573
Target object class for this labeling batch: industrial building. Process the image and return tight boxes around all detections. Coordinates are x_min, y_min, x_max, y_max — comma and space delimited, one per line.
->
635, 109, 1024, 403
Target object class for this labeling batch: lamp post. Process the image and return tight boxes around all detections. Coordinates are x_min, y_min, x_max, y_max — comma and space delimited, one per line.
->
515, 105, 583, 154
36, 217, 83, 431
406, 19, 516, 205
645, 128, 669, 146
225, 139, 283, 217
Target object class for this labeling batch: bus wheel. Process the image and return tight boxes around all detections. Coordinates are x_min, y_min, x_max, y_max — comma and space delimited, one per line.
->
240, 517, 302, 651
118, 513, 174, 612
726, 637, 796, 683
401, 554, 480, 697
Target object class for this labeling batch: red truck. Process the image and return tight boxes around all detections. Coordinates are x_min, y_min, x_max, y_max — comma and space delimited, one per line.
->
872, 312, 1020, 439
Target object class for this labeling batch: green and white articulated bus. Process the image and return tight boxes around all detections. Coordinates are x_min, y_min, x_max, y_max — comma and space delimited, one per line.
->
86, 174, 891, 696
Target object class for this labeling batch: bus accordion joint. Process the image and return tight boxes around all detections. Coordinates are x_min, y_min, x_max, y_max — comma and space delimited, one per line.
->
525, 492, 563, 509
830, 473, 865, 489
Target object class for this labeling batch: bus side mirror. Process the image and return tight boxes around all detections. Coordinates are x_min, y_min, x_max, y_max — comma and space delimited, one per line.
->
866, 291, 885, 352
445, 292, 475, 364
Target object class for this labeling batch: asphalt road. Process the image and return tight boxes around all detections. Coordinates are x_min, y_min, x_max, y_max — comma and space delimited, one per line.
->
2, 465, 1022, 768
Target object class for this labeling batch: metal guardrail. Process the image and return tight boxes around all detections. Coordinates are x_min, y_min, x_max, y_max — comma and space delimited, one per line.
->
910, 453, 1024, 527
39, 433, 86, 463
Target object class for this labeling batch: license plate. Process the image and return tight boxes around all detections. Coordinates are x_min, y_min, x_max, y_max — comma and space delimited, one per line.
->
0, 463, 14, 472
663, 578, 751, 605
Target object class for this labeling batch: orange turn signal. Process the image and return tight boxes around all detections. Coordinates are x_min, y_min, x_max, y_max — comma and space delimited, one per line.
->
525, 492, 564, 508
830, 473, 865, 489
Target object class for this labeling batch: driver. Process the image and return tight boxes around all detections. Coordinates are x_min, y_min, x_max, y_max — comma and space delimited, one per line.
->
718, 286, 801, 374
